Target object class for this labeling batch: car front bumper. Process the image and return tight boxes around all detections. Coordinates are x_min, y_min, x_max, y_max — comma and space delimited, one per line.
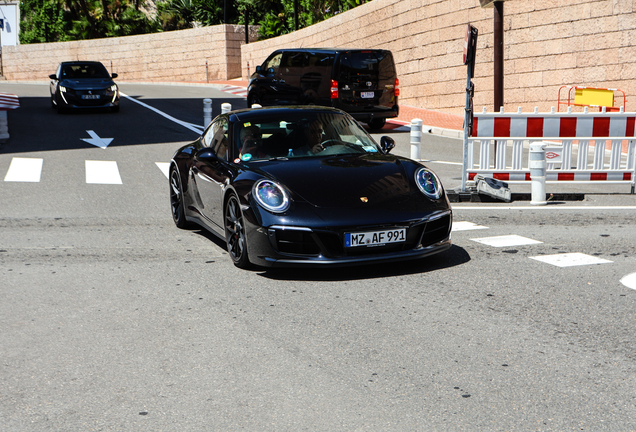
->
245, 209, 452, 268
57, 89, 119, 108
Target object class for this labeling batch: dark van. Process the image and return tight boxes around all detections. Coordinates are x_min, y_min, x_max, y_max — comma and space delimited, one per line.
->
247, 48, 399, 130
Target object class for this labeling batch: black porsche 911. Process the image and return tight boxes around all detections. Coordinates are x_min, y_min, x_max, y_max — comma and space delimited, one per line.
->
169, 106, 452, 268
49, 61, 120, 112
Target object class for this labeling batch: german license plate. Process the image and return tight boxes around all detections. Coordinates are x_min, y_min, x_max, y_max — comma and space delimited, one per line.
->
360, 91, 374, 99
82, 94, 100, 99
345, 228, 406, 248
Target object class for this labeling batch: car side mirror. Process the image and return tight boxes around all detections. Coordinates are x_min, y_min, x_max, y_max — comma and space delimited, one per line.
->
195, 148, 220, 162
380, 136, 395, 154
255, 65, 262, 74
49, 74, 57, 80
111, 73, 118, 79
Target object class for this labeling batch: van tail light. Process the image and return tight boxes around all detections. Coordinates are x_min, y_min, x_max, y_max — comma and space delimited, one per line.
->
330, 80, 339, 99
394, 78, 400, 97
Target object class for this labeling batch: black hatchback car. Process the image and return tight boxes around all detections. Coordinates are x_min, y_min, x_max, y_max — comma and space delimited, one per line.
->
49, 61, 120, 112
247, 49, 399, 130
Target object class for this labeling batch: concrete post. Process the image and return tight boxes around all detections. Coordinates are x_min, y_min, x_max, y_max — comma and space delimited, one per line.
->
410, 118, 423, 160
529, 142, 547, 205
203, 99, 212, 127
221, 103, 232, 114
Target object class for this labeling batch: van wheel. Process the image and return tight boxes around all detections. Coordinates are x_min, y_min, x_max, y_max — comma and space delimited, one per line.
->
368, 118, 386, 130
247, 93, 261, 108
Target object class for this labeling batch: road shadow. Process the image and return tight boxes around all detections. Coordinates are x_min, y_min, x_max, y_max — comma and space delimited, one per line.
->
256, 245, 470, 281
190, 225, 470, 280
0, 94, 247, 155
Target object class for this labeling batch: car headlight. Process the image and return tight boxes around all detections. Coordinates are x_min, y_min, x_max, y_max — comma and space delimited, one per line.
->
59, 86, 67, 93
415, 167, 442, 199
110, 84, 117, 92
253, 179, 290, 213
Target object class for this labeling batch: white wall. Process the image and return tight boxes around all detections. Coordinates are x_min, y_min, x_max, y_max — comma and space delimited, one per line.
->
0, 2, 19, 47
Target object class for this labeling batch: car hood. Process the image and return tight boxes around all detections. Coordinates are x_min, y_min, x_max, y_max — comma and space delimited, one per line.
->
255, 154, 417, 209
60, 78, 115, 90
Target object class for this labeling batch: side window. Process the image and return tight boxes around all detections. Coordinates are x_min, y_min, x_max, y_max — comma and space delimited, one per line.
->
283, 52, 305, 68
304, 53, 334, 76
203, 119, 229, 160
265, 53, 282, 74
202, 123, 216, 147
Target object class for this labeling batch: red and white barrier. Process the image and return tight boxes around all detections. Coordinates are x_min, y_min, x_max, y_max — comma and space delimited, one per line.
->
0, 93, 19, 111
466, 107, 636, 193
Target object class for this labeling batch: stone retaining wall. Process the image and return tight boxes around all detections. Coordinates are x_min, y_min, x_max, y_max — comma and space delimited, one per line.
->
241, 0, 636, 115
3, 0, 635, 115
3, 25, 258, 82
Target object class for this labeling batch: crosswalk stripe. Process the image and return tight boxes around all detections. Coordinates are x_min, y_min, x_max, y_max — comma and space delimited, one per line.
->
85, 160, 122, 184
530, 253, 613, 267
4, 157, 43, 182
452, 221, 488, 231
156, 162, 170, 178
622, 273, 636, 289
470, 234, 542, 247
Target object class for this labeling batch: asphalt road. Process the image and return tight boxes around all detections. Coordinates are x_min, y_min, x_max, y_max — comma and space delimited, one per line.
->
1, 82, 636, 431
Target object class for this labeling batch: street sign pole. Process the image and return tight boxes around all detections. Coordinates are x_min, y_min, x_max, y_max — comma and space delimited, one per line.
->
462, 24, 478, 192
0, 19, 3, 77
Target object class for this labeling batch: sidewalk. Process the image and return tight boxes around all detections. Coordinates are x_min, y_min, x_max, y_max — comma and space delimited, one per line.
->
212, 80, 464, 138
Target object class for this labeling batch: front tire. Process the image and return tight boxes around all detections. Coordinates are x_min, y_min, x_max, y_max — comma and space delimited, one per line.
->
224, 193, 251, 269
170, 166, 189, 228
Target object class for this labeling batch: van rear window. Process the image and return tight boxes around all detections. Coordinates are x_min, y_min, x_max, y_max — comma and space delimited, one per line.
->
338, 51, 394, 81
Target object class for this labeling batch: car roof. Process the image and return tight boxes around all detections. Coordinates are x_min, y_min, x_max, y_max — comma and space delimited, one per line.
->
59, 61, 105, 66
228, 106, 347, 121
272, 48, 390, 54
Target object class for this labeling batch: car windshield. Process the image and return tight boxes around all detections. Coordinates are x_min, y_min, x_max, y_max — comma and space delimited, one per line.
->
61, 63, 111, 79
233, 111, 380, 162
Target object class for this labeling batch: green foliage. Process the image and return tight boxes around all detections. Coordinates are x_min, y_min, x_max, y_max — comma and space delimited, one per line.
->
20, 0, 73, 43
19, 0, 369, 43
20, 0, 160, 43
244, 0, 370, 40
156, 0, 237, 30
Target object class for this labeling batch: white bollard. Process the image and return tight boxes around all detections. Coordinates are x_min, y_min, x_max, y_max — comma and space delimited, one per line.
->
221, 103, 232, 114
410, 118, 423, 160
203, 98, 212, 127
529, 142, 547, 205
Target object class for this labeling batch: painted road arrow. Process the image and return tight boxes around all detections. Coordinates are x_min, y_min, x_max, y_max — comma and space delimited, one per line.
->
81, 130, 113, 149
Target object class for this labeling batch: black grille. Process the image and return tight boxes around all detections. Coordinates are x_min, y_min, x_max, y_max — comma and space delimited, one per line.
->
270, 214, 450, 259
421, 214, 452, 247
272, 229, 321, 256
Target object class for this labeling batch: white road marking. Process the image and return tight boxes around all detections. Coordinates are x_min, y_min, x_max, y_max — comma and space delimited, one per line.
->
621, 273, 636, 290
530, 253, 613, 267
156, 162, 170, 178
453, 206, 636, 210
81, 130, 113, 149
85, 160, 122, 184
120, 92, 204, 134
471, 234, 543, 247
452, 221, 489, 231
4, 157, 43, 182
418, 160, 464, 166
